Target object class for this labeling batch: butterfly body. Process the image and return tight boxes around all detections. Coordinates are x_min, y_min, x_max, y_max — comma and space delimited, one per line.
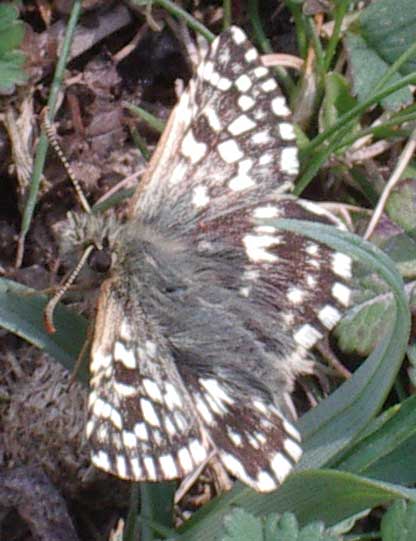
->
76, 26, 352, 492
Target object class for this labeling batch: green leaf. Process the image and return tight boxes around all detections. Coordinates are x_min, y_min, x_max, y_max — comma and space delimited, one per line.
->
221, 509, 340, 541
386, 176, 416, 234
0, 4, 27, 93
0, 278, 88, 382
343, 0, 416, 111
0, 49, 27, 91
344, 32, 412, 111
221, 509, 263, 541
360, 0, 416, 75
335, 289, 394, 357
319, 72, 358, 135
381, 500, 416, 541
337, 396, 416, 486
179, 471, 416, 541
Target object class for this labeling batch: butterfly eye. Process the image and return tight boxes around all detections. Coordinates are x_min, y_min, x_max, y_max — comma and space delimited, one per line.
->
88, 246, 112, 273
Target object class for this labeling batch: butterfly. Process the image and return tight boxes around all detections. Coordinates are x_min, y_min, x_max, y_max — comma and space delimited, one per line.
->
56, 26, 352, 493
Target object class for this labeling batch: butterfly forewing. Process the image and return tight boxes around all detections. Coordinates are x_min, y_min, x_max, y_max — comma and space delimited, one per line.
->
130, 26, 298, 224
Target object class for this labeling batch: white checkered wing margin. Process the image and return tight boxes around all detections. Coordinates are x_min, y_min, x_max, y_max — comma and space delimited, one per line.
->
87, 280, 208, 482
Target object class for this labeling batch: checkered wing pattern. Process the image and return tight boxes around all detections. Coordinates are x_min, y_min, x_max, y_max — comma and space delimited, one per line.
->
130, 26, 297, 223
86, 27, 352, 492
87, 281, 208, 482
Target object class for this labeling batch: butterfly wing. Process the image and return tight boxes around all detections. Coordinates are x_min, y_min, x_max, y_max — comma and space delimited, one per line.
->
87, 278, 210, 481
129, 26, 298, 225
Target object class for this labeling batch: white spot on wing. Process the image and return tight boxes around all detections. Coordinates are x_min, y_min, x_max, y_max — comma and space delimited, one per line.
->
256, 471, 277, 491
217, 76, 232, 91
122, 431, 137, 449
243, 234, 279, 263
253, 205, 279, 219
279, 122, 296, 140
247, 434, 260, 449
270, 452, 292, 482
253, 400, 267, 414
195, 395, 215, 424
261, 78, 278, 92
143, 378, 163, 402
90, 351, 112, 373
271, 96, 290, 116
200, 378, 235, 405
178, 447, 193, 472
259, 153, 273, 166
228, 158, 254, 191
119, 319, 132, 340
255, 225, 277, 234
192, 185, 210, 208
217, 139, 244, 163
164, 415, 176, 436
231, 26, 246, 45
145, 340, 157, 356
332, 252, 352, 279
160, 454, 177, 477
114, 382, 137, 397
238, 94, 255, 111
88, 390, 97, 408
287, 287, 305, 305
227, 429, 243, 446
143, 456, 157, 480
116, 455, 127, 478
221, 453, 253, 488
169, 161, 187, 185
203, 60, 214, 81
135, 422, 149, 441
131, 458, 142, 478
280, 147, 299, 174
235, 74, 252, 92
181, 129, 207, 164
189, 439, 207, 464
85, 419, 94, 438
228, 114, 256, 136
204, 106, 222, 132
251, 130, 271, 145
114, 341, 136, 369
93, 398, 111, 419
173, 411, 187, 431
140, 398, 160, 427
240, 286, 250, 297
254, 431, 267, 445
293, 323, 323, 348
284, 438, 303, 461
110, 408, 123, 430
318, 305, 342, 329
204, 393, 227, 415
92, 450, 111, 471
306, 274, 317, 288
332, 282, 351, 306
254, 66, 268, 79
306, 243, 319, 256
283, 420, 301, 442
245, 48, 258, 62
164, 383, 183, 409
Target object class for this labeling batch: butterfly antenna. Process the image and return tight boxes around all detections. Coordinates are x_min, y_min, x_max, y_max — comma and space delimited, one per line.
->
42, 109, 92, 214
44, 244, 95, 334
